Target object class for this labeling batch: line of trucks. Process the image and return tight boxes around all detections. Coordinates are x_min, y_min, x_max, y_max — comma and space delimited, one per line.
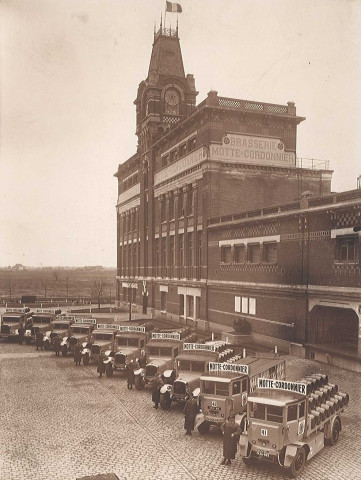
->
1, 308, 349, 477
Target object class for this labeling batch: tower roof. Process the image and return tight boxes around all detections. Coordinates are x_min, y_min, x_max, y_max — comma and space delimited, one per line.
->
148, 27, 185, 84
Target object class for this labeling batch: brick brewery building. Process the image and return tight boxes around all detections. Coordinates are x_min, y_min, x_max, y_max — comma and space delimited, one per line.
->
114, 22, 361, 369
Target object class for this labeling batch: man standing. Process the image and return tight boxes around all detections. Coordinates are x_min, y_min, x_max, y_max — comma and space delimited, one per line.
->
53, 335, 61, 356
150, 373, 163, 409
74, 343, 82, 365
183, 392, 198, 435
220, 415, 241, 465
97, 353, 106, 378
18, 324, 25, 345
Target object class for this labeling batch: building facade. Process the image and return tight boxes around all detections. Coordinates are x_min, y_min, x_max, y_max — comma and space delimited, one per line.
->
115, 24, 361, 365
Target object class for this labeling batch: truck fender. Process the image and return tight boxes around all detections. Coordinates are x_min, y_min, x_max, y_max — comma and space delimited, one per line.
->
195, 412, 205, 429
81, 348, 90, 356
134, 368, 145, 377
235, 412, 247, 432
160, 384, 172, 395
60, 338, 68, 347
162, 369, 174, 380
103, 358, 112, 365
283, 444, 299, 468
192, 387, 200, 398
25, 330, 32, 337
238, 433, 249, 457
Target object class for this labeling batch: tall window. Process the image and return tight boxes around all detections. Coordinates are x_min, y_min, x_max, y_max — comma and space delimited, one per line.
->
187, 188, 194, 215
155, 239, 160, 267
234, 244, 246, 263
161, 291, 167, 311
263, 242, 278, 263
169, 194, 175, 220
179, 234, 184, 266
178, 189, 184, 217
169, 235, 175, 266
188, 232, 194, 265
221, 245, 232, 263
337, 236, 357, 262
161, 238, 166, 267
160, 197, 166, 222
198, 232, 202, 266
248, 243, 261, 263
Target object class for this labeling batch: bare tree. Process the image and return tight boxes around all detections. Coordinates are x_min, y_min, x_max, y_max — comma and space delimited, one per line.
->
90, 277, 104, 311
41, 276, 48, 300
7, 273, 13, 301
64, 275, 71, 301
52, 270, 60, 282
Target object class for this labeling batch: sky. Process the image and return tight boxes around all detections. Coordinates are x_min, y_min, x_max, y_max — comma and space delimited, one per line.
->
1, 0, 361, 268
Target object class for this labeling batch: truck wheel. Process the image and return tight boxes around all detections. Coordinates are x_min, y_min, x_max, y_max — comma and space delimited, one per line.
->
83, 354, 89, 366
44, 342, 49, 351
288, 447, 306, 478
62, 345, 68, 357
135, 376, 145, 390
106, 364, 113, 378
242, 457, 256, 467
160, 392, 171, 410
329, 417, 341, 446
197, 421, 210, 435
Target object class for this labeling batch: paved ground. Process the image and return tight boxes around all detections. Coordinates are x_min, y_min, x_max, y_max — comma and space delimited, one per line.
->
0, 341, 360, 480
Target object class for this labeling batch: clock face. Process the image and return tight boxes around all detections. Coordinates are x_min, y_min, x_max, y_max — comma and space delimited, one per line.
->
165, 89, 180, 106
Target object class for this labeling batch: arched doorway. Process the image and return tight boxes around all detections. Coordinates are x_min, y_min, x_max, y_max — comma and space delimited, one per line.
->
309, 305, 359, 354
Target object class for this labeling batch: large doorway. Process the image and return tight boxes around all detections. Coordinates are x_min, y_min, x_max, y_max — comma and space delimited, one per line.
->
309, 306, 358, 351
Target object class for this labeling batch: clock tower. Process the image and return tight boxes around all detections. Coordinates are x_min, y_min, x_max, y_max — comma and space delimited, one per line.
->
134, 20, 198, 145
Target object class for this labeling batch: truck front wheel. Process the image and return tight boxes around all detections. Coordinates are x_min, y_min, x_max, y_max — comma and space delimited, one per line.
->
197, 421, 210, 435
62, 345, 68, 357
106, 364, 113, 378
83, 354, 89, 366
288, 447, 306, 478
44, 342, 49, 351
135, 376, 145, 390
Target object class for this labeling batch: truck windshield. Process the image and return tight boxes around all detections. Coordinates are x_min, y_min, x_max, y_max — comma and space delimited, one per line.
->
93, 333, 113, 341
53, 324, 69, 330
71, 327, 91, 334
149, 347, 172, 356
202, 380, 229, 396
2, 316, 21, 323
32, 316, 52, 324
249, 402, 284, 424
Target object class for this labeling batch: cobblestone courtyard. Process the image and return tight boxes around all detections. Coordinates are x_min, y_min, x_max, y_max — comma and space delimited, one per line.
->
0, 342, 360, 480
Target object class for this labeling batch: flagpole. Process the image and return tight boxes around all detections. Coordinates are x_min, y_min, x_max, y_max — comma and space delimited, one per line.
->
164, 6, 167, 33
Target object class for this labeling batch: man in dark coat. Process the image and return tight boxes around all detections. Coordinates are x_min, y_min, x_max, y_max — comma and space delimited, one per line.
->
18, 324, 25, 345
74, 343, 82, 365
53, 335, 61, 356
150, 373, 163, 409
126, 359, 139, 389
97, 353, 106, 378
183, 393, 198, 435
35, 332, 44, 350
220, 415, 241, 465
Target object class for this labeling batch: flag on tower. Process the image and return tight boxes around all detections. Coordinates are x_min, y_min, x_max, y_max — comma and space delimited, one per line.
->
166, 1, 182, 13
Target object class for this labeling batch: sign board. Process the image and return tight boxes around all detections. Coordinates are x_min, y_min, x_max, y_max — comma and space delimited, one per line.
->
74, 318, 97, 325
97, 324, 117, 330
35, 309, 58, 314
183, 343, 216, 352
209, 362, 249, 375
117, 325, 146, 333
5, 308, 27, 313
151, 332, 181, 341
257, 378, 307, 395
210, 134, 296, 168
56, 315, 75, 322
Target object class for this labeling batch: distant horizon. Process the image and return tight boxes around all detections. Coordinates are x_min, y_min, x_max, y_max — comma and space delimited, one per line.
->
0, 264, 116, 270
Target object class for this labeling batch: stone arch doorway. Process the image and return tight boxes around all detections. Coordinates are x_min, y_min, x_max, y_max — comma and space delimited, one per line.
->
309, 305, 359, 354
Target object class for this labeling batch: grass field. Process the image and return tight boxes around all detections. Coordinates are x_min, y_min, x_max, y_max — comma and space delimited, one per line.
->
0, 267, 117, 303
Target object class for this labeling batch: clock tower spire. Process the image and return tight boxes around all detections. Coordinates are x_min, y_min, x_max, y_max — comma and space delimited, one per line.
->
134, 21, 198, 145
